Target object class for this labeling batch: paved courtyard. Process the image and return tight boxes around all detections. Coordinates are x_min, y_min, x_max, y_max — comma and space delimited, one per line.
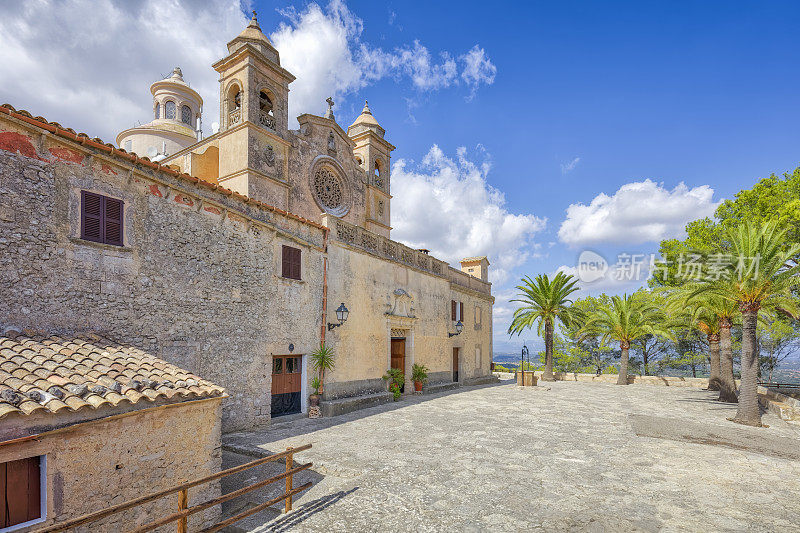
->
223, 380, 800, 532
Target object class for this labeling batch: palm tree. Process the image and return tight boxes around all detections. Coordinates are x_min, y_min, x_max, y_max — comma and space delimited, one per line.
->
579, 292, 673, 385
508, 272, 581, 381
694, 221, 800, 426
670, 289, 740, 402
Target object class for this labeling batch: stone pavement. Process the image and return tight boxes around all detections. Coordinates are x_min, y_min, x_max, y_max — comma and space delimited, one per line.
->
223, 380, 800, 532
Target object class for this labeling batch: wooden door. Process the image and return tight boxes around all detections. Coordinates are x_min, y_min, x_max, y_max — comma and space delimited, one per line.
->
271, 355, 302, 417
391, 338, 406, 393
453, 347, 459, 383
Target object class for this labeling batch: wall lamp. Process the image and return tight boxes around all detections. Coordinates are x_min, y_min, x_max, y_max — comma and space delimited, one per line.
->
328, 302, 350, 331
448, 320, 464, 338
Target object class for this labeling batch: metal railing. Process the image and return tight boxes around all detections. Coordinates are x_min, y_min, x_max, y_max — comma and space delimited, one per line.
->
35, 445, 312, 533
759, 381, 800, 389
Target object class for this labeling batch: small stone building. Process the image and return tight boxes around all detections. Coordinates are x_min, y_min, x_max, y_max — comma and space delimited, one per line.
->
0, 12, 495, 433
0, 331, 224, 532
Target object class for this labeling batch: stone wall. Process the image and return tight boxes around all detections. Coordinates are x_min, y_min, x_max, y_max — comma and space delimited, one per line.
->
0, 398, 223, 532
323, 225, 494, 398
494, 371, 711, 388
0, 113, 326, 431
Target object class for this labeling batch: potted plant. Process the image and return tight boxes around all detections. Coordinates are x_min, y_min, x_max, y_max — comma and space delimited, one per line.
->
382, 368, 404, 401
309, 376, 321, 407
411, 363, 429, 392
309, 342, 335, 397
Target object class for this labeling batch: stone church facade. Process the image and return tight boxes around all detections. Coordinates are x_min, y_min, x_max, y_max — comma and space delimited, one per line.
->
0, 14, 494, 431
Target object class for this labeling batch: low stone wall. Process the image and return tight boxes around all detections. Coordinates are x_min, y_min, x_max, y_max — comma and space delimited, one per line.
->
493, 371, 709, 388
758, 386, 800, 422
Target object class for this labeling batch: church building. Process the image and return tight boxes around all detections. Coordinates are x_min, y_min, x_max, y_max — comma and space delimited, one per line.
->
0, 13, 495, 431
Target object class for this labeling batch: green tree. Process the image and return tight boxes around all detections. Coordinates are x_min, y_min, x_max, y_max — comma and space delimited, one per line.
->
758, 316, 800, 382
578, 292, 674, 385
693, 221, 800, 426
508, 272, 582, 381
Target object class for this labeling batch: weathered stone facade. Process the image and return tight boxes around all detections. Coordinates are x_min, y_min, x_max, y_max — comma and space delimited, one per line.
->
0, 397, 222, 532
0, 13, 494, 432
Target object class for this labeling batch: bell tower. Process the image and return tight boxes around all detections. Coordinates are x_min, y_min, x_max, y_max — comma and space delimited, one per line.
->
348, 101, 395, 238
211, 12, 296, 207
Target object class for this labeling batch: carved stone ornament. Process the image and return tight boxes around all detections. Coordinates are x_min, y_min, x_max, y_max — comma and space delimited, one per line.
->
265, 145, 275, 167
327, 131, 336, 154
387, 289, 415, 318
377, 199, 384, 217
313, 167, 348, 216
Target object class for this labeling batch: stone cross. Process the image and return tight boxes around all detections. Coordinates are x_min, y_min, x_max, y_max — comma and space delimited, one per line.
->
324, 97, 336, 121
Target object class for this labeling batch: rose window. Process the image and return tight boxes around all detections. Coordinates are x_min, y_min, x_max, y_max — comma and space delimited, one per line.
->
313, 167, 348, 216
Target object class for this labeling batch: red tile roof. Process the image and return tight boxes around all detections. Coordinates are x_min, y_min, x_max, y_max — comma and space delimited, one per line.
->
0, 103, 327, 231
0, 331, 224, 420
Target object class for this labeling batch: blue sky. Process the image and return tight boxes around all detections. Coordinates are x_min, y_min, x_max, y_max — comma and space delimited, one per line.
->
2, 0, 799, 353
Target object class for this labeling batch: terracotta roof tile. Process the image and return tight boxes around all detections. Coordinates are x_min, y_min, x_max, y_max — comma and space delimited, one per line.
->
0, 331, 224, 420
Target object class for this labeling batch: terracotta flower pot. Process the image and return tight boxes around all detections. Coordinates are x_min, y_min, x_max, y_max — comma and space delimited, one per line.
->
414, 380, 423, 392
309, 394, 320, 407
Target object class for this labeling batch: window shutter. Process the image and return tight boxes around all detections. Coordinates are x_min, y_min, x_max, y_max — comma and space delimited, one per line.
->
291, 247, 301, 280
451, 300, 457, 321
282, 246, 301, 280
104, 197, 123, 246
2, 456, 40, 527
282, 246, 291, 278
81, 191, 103, 242
460, 302, 465, 322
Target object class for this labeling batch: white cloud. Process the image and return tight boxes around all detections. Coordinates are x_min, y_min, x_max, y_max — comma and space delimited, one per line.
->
0, 0, 248, 141
391, 145, 546, 285
0, 0, 495, 139
274, 1, 496, 122
558, 179, 720, 247
560, 156, 580, 175
460, 45, 497, 99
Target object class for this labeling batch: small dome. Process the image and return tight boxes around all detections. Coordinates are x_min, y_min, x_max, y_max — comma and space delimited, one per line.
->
227, 11, 280, 64
348, 101, 385, 138
237, 12, 272, 46
350, 101, 380, 128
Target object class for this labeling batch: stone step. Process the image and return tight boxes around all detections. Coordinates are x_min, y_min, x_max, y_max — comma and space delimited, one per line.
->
319, 391, 393, 417
422, 381, 459, 394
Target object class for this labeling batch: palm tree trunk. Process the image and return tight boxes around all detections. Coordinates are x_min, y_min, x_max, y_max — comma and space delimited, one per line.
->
542, 319, 555, 381
617, 342, 630, 385
707, 333, 721, 391
718, 318, 737, 403
733, 305, 762, 426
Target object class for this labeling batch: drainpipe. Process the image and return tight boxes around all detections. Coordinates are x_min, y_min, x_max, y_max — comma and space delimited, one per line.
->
320, 227, 329, 346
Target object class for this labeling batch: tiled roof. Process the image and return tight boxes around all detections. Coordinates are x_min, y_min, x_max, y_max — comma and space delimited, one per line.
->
0, 103, 327, 231
0, 331, 224, 420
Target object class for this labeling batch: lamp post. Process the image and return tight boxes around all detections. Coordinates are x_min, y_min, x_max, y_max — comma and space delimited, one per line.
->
448, 320, 463, 338
521, 344, 529, 386
327, 302, 350, 331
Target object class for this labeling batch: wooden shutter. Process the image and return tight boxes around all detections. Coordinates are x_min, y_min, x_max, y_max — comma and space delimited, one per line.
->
282, 245, 291, 278
81, 191, 103, 242
104, 197, 123, 246
451, 300, 457, 321
460, 302, 465, 322
81, 191, 123, 246
282, 246, 301, 280
292, 247, 301, 280
2, 457, 41, 528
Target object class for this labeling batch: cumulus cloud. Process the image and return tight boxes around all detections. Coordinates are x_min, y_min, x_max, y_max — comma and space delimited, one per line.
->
274, 1, 496, 121
391, 145, 546, 285
0, 0, 495, 139
558, 179, 720, 247
0, 0, 248, 140
560, 157, 580, 175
